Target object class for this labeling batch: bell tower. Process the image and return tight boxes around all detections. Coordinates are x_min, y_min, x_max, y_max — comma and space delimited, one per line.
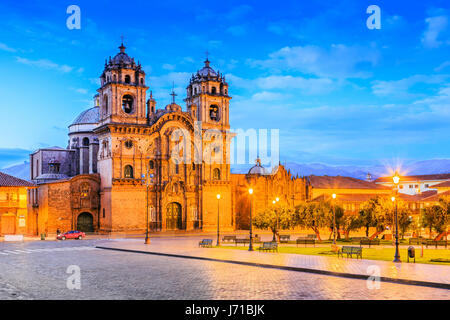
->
97, 42, 149, 125
185, 58, 231, 131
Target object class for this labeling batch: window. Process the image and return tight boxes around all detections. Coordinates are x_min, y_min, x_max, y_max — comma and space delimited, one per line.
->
415, 185, 419, 188
122, 94, 134, 113
211, 87, 216, 94
103, 208, 105, 218
140, 78, 144, 85
80, 183, 90, 198
175, 164, 179, 174
192, 163, 195, 170
194, 87, 197, 95
225, 89, 228, 95
409, 185, 414, 188
124, 165, 134, 178
124, 140, 133, 149
425, 184, 429, 188
103, 95, 108, 114
213, 168, 220, 180
82, 137, 89, 146
124, 75, 131, 84
209, 105, 219, 121
149, 160, 154, 170
399, 185, 404, 189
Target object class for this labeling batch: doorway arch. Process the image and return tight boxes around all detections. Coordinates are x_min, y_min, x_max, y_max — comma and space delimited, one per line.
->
166, 202, 182, 230
77, 212, 94, 232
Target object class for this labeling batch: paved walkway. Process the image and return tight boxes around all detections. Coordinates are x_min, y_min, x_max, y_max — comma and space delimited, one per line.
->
96, 237, 450, 290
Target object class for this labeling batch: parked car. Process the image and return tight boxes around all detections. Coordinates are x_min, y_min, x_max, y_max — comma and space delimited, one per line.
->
57, 230, 86, 240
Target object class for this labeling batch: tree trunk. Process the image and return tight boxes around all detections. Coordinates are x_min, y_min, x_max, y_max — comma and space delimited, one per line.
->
313, 228, 322, 242
365, 225, 369, 237
345, 230, 350, 240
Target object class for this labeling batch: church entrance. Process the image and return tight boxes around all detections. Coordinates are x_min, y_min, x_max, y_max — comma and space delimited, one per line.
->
77, 212, 94, 232
166, 202, 183, 230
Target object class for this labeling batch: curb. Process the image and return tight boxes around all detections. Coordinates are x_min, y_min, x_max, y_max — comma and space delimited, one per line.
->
96, 246, 450, 291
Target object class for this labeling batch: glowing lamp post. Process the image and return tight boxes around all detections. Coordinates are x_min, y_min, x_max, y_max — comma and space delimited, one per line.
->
216, 194, 221, 246
273, 197, 280, 242
248, 188, 254, 251
393, 171, 401, 263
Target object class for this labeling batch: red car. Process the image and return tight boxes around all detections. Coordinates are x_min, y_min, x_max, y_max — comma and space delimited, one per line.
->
57, 230, 86, 240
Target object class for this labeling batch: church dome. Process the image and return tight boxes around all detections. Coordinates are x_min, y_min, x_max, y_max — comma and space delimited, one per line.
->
71, 107, 99, 125
197, 59, 218, 77
247, 159, 268, 176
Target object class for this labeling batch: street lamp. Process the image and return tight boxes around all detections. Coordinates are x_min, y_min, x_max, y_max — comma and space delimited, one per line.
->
248, 188, 254, 251
216, 194, 221, 246
332, 193, 337, 245
272, 197, 280, 242
392, 171, 401, 263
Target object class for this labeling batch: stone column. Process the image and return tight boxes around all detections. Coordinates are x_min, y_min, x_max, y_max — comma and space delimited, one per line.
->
80, 146, 89, 174
89, 139, 99, 174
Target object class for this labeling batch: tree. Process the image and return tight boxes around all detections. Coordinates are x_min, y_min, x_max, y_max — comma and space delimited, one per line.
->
293, 202, 327, 241
341, 214, 362, 240
397, 207, 413, 239
358, 198, 379, 237
421, 205, 448, 239
252, 206, 293, 242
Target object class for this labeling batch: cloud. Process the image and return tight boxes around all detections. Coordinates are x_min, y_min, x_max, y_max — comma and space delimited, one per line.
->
15, 57, 73, 73
74, 88, 88, 94
226, 73, 336, 95
251, 91, 287, 101
371, 74, 449, 98
162, 63, 176, 71
421, 15, 449, 48
0, 42, 16, 52
435, 61, 450, 72
249, 44, 379, 79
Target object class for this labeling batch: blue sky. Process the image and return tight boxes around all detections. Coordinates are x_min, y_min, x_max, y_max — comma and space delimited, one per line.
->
0, 0, 450, 168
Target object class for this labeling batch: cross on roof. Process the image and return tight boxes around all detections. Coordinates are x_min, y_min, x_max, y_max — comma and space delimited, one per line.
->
170, 82, 177, 104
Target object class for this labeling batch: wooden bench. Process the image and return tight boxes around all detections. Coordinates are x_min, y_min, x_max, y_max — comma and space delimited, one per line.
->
234, 238, 250, 246
426, 240, 448, 248
306, 234, 317, 239
279, 235, 290, 243
258, 242, 278, 252
198, 239, 213, 248
222, 235, 236, 242
296, 238, 316, 247
360, 239, 380, 248
409, 238, 426, 245
338, 246, 362, 259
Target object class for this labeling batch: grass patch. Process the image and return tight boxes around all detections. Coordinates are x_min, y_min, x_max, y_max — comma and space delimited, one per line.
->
217, 245, 450, 265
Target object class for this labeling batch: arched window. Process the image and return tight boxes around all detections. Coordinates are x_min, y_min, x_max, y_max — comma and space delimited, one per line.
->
113, 74, 117, 82
82, 137, 89, 146
209, 105, 219, 121
140, 78, 144, 85
175, 164, 179, 174
124, 75, 131, 84
194, 87, 197, 95
211, 86, 217, 94
124, 165, 134, 178
213, 168, 220, 180
122, 94, 134, 114
149, 160, 154, 170
103, 95, 108, 115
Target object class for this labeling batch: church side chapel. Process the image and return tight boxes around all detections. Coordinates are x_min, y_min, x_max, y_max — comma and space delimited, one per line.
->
27, 43, 309, 235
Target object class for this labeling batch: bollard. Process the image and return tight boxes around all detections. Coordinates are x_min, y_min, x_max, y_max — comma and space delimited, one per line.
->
40, 233, 45, 241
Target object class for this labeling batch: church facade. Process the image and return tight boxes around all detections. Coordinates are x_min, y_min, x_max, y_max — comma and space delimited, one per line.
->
27, 43, 309, 235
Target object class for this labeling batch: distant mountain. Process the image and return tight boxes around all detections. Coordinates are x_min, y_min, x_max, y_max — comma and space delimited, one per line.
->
0, 161, 30, 181
232, 159, 450, 179
3, 159, 450, 182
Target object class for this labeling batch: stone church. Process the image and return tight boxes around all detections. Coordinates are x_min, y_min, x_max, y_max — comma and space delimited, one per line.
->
27, 43, 309, 234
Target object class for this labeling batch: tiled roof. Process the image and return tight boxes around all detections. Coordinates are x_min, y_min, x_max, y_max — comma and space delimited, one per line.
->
312, 193, 390, 202
375, 173, 450, 183
433, 180, 450, 188
0, 171, 34, 187
420, 190, 450, 202
309, 175, 390, 190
